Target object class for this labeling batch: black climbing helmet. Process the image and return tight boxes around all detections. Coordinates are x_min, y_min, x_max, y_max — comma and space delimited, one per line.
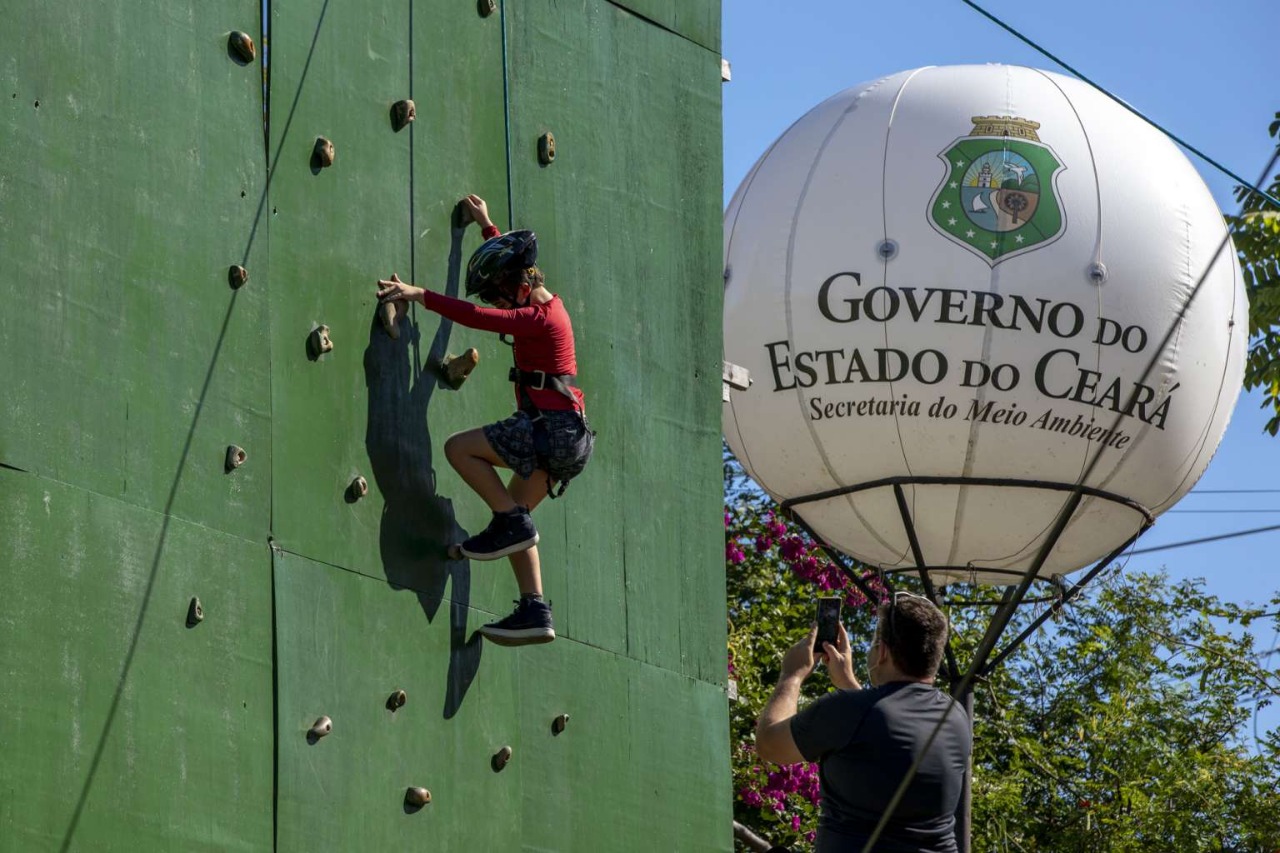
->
465, 230, 538, 300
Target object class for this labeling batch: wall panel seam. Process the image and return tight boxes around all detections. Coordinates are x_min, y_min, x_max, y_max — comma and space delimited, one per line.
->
272, 545, 725, 689
0, 467, 269, 550
601, 0, 721, 55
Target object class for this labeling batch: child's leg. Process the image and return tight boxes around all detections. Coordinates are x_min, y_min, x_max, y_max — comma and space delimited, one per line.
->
506, 470, 551, 596
444, 428, 519, 512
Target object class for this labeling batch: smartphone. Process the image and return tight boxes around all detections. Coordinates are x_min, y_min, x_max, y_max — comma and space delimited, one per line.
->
815, 597, 842, 653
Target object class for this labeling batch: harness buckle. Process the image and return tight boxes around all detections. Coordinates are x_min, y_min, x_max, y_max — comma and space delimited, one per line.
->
507, 366, 549, 390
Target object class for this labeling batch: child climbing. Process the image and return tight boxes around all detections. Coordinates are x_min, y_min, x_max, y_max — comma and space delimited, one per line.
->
376, 194, 594, 646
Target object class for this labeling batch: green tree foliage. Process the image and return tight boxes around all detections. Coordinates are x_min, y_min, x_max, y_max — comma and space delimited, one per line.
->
972, 571, 1280, 851
1229, 112, 1280, 435
725, 453, 1280, 851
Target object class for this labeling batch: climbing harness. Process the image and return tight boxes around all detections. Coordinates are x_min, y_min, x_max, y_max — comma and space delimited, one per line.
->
500, 335, 594, 499
508, 367, 580, 408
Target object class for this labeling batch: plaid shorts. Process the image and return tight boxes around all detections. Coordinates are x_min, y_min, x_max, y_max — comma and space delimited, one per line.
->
483, 409, 595, 485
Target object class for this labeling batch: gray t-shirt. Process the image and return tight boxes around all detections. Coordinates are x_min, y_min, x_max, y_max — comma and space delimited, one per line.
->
790, 681, 971, 853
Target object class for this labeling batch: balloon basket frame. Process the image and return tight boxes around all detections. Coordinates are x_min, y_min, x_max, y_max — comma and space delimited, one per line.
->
780, 473, 1156, 687
782, 475, 1156, 850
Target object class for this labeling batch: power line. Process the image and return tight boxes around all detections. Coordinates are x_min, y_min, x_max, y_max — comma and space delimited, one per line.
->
958, 0, 1280, 210
1166, 509, 1280, 514
1128, 523, 1280, 556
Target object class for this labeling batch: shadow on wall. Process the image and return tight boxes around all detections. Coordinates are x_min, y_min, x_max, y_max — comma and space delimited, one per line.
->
363, 216, 482, 720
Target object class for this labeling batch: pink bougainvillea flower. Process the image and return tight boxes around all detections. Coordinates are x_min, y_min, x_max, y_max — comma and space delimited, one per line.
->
779, 537, 806, 562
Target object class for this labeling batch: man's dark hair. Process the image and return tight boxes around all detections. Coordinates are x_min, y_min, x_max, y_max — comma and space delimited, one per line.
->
877, 593, 949, 679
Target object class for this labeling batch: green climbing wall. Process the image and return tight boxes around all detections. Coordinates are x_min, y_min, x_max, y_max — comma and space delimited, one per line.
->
0, 0, 726, 850
506, 0, 726, 680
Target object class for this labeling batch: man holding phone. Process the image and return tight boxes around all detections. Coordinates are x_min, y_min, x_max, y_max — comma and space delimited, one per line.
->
755, 592, 971, 853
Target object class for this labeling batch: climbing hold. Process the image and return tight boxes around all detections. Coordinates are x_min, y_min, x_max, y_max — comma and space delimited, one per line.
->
1087, 262, 1109, 285
378, 299, 401, 340
186, 597, 204, 627
386, 689, 407, 712
348, 476, 369, 501
228, 265, 249, 290
308, 716, 333, 741
876, 239, 899, 261
491, 745, 512, 773
441, 348, 480, 389
225, 445, 247, 472
228, 31, 256, 64
453, 198, 475, 228
537, 132, 556, 166
478, 0, 496, 17
390, 99, 416, 133
308, 325, 334, 358
404, 787, 432, 808
720, 58, 732, 83
312, 137, 335, 169
552, 714, 569, 735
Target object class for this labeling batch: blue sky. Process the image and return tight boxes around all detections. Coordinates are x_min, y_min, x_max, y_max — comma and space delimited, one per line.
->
723, 0, 1280, 730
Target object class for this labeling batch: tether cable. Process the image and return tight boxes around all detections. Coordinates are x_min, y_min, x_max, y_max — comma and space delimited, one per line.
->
958, 0, 1280, 210
857, 138, 1280, 853
1189, 489, 1280, 494
1128, 522, 1280, 556
1167, 509, 1280, 513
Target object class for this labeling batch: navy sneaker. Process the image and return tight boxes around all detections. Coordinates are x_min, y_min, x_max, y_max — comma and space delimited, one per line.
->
459, 508, 539, 561
479, 598, 556, 646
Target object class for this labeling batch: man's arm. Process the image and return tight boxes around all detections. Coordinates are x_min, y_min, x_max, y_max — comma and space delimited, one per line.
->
755, 626, 818, 764
756, 673, 807, 764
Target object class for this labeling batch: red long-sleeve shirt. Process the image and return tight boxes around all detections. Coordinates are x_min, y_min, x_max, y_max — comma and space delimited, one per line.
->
419, 226, 584, 412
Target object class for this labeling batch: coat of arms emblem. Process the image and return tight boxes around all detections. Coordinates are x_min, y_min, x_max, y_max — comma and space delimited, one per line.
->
929, 116, 1066, 265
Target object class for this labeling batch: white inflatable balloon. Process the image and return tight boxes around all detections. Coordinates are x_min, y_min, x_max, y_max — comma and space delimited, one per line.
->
723, 65, 1246, 585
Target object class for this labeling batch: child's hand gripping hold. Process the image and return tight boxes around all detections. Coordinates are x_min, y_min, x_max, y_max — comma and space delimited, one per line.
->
458, 194, 494, 231
376, 273, 422, 311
